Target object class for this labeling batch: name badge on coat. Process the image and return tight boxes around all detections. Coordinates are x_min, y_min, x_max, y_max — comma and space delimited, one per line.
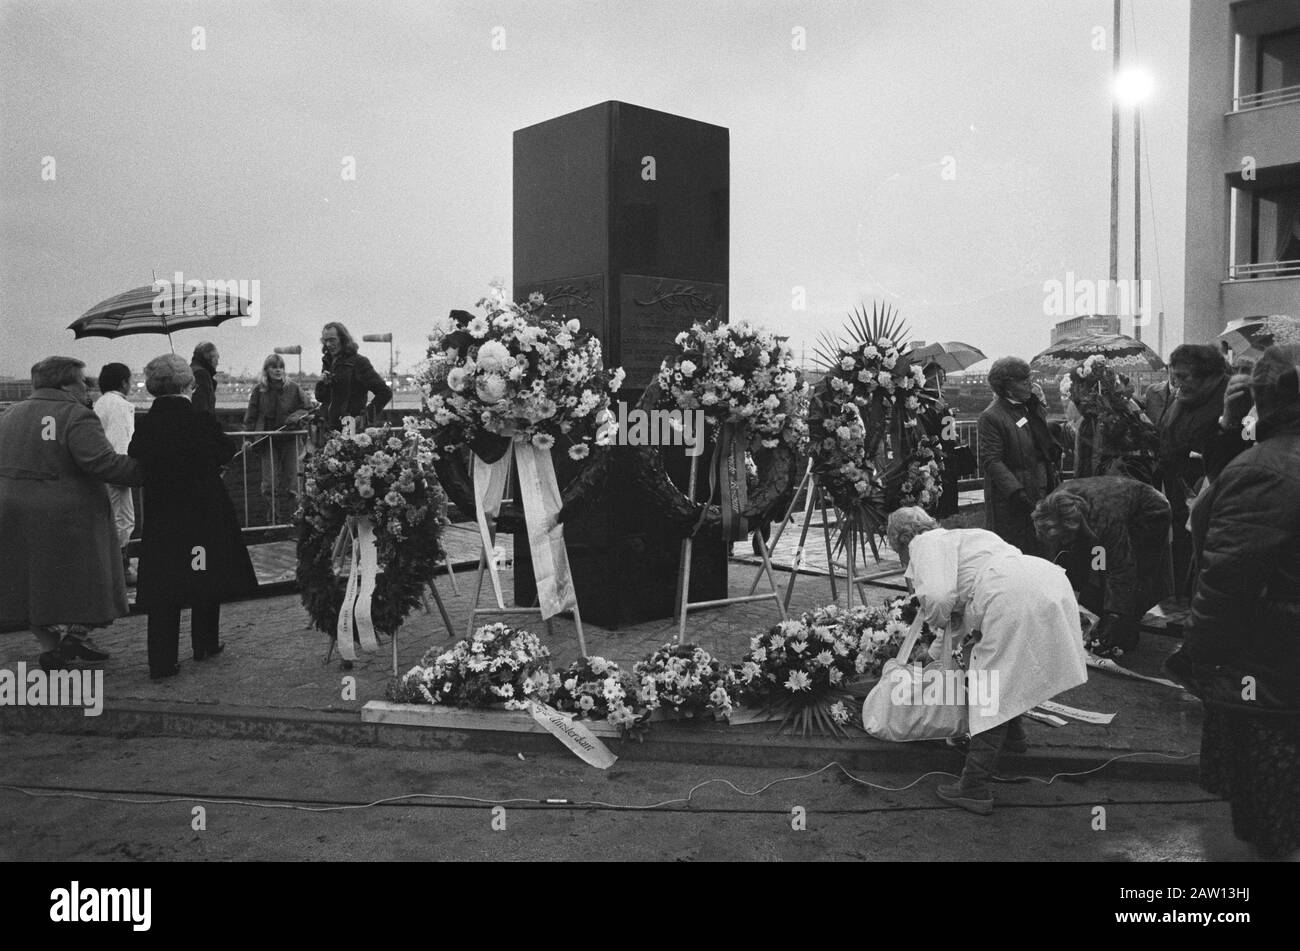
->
1015, 416, 1028, 428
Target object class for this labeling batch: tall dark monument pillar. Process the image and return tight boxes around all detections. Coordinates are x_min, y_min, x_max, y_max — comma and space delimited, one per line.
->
512, 101, 730, 628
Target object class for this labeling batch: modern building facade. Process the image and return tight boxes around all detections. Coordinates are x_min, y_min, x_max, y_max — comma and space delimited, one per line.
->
1050, 314, 1121, 344
1185, 0, 1300, 347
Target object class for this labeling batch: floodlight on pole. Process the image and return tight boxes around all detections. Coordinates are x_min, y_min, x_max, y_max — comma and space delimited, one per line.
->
362, 333, 394, 383
1114, 67, 1154, 107
274, 345, 303, 378
1114, 65, 1153, 340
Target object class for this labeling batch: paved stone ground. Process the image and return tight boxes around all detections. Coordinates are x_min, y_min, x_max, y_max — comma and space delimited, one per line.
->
1, 528, 1204, 760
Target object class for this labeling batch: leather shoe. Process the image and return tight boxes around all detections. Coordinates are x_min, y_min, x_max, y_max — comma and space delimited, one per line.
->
150, 664, 181, 681
39, 651, 73, 673
194, 644, 225, 661
61, 638, 110, 663
936, 782, 994, 815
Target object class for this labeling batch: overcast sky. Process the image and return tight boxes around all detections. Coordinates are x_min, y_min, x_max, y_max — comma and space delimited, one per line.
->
0, 0, 1190, 379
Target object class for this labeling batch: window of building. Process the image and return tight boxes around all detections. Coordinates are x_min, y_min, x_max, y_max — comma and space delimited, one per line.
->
1229, 163, 1300, 279
1258, 27, 1300, 94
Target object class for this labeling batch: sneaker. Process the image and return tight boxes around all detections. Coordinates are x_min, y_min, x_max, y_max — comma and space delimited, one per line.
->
936, 782, 994, 816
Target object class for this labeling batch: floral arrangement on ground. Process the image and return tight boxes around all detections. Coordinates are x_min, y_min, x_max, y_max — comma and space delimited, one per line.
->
296, 417, 447, 643
386, 596, 934, 740
734, 594, 932, 736
549, 656, 650, 732
387, 623, 554, 710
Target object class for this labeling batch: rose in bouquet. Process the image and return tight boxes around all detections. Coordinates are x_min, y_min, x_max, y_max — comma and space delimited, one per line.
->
297, 417, 447, 642
633, 643, 740, 720
418, 283, 625, 462
387, 623, 553, 710
549, 656, 649, 733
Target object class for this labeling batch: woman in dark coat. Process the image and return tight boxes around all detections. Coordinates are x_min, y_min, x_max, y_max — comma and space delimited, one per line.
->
977, 357, 1060, 556
315, 322, 391, 432
0, 356, 143, 670
130, 354, 257, 679
1033, 476, 1173, 657
189, 341, 220, 417
1169, 344, 1300, 861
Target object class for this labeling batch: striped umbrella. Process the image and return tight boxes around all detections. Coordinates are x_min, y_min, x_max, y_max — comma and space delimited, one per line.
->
68, 281, 255, 348
1030, 332, 1164, 373
910, 340, 987, 373
1219, 315, 1300, 362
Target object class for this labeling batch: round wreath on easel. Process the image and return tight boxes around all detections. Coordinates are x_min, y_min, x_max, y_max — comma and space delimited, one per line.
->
806, 304, 945, 558
415, 283, 624, 525
630, 319, 808, 537
296, 418, 447, 643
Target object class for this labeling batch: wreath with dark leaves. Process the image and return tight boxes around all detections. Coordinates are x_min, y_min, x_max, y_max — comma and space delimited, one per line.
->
295, 422, 447, 644
628, 379, 805, 537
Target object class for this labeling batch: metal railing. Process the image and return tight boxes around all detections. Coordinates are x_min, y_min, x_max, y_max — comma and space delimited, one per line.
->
1228, 259, 1300, 280
1233, 82, 1300, 111
228, 428, 311, 528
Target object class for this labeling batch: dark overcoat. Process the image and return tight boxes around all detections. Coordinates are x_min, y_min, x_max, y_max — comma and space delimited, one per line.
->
129, 395, 257, 608
0, 388, 142, 627
978, 396, 1059, 555
1052, 475, 1173, 620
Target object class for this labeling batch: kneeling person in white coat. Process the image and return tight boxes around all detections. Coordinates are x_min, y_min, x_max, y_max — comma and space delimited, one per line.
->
887, 507, 1088, 815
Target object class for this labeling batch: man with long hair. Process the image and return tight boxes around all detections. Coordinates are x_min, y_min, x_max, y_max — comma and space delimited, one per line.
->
315, 322, 392, 432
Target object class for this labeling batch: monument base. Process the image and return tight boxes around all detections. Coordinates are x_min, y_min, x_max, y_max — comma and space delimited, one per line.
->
511, 446, 728, 629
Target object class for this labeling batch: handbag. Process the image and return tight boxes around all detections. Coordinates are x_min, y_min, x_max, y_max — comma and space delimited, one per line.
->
862, 616, 969, 742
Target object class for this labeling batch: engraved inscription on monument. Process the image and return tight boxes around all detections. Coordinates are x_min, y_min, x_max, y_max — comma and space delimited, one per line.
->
619, 275, 728, 384
516, 273, 606, 342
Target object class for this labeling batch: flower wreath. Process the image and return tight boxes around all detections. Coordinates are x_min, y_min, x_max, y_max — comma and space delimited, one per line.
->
630, 319, 809, 537
296, 417, 447, 643
1061, 355, 1159, 477
806, 305, 944, 555
417, 284, 624, 525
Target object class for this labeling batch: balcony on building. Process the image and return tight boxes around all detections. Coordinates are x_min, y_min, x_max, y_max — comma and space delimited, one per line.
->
1225, 8, 1300, 172
1227, 160, 1300, 281
1233, 19, 1300, 112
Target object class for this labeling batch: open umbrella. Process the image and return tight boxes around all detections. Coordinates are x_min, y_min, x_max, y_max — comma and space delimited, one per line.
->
1219, 315, 1300, 361
68, 281, 255, 350
1031, 332, 1164, 373
910, 340, 987, 374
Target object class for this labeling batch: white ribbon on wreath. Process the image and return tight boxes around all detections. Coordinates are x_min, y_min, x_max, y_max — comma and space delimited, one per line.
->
332, 515, 381, 662
472, 440, 576, 619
